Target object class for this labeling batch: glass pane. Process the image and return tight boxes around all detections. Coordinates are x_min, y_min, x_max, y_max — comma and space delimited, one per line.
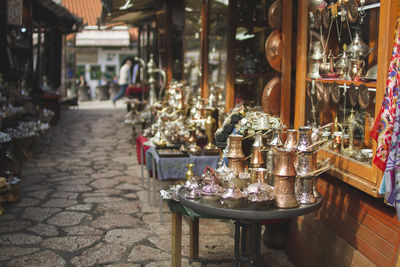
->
305, 1, 380, 165
184, 0, 202, 95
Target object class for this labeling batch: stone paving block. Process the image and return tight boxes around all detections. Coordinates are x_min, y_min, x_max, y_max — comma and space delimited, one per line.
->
104, 228, 151, 245
0, 233, 42, 245
70, 243, 126, 266
27, 190, 53, 200
42, 199, 78, 208
123, 193, 139, 199
115, 183, 142, 191
127, 245, 170, 262
47, 211, 92, 226
0, 220, 32, 233
20, 185, 50, 193
90, 178, 121, 189
63, 225, 103, 236
27, 223, 59, 236
14, 197, 42, 207
66, 204, 93, 211
51, 192, 79, 199
91, 212, 140, 229
0, 246, 40, 261
56, 185, 92, 192
22, 207, 61, 222
41, 236, 101, 252
105, 264, 141, 267
96, 201, 139, 213
7, 250, 66, 267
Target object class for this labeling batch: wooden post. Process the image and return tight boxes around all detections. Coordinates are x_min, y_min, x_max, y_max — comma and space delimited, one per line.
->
171, 212, 182, 267
225, 0, 236, 112
294, 0, 308, 129
200, 0, 210, 99
189, 217, 199, 260
281, 0, 293, 127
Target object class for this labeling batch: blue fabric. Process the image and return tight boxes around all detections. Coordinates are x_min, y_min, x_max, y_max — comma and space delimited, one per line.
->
145, 147, 219, 180
113, 84, 127, 102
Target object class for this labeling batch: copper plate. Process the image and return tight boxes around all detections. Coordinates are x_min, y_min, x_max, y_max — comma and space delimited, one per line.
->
348, 83, 358, 107
321, 7, 330, 29
265, 30, 282, 72
315, 81, 324, 102
268, 0, 282, 29
262, 76, 281, 116
347, 0, 358, 24
330, 82, 340, 103
314, 9, 322, 29
358, 84, 370, 109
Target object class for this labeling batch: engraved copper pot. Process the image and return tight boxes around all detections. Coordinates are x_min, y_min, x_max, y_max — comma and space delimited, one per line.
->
283, 129, 298, 149
227, 134, 245, 158
296, 151, 316, 176
296, 126, 312, 152
229, 157, 245, 175
273, 148, 299, 208
250, 146, 265, 168
298, 176, 317, 204
266, 150, 275, 186
269, 128, 284, 147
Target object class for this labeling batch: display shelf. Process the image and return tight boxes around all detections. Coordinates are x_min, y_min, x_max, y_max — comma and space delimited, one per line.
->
305, 77, 377, 88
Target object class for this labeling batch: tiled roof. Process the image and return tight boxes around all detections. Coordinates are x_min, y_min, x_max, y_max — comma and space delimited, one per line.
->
62, 0, 101, 26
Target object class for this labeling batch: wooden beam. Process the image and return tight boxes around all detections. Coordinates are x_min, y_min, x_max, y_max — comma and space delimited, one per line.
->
225, 0, 236, 112
280, 0, 293, 127
200, 0, 209, 99
171, 212, 182, 267
294, 0, 308, 129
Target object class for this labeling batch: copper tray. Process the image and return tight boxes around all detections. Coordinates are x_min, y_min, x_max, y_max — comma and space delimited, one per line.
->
262, 76, 281, 116
347, 0, 358, 24
348, 83, 358, 107
358, 84, 370, 109
265, 30, 282, 72
268, 0, 281, 29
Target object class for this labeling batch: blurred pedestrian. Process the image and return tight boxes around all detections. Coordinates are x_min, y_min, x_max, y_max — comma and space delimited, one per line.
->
113, 59, 132, 105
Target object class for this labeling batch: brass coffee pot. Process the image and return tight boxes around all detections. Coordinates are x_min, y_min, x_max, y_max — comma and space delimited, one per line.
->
348, 56, 365, 80
250, 132, 265, 168
187, 125, 201, 155
273, 148, 299, 208
186, 163, 195, 181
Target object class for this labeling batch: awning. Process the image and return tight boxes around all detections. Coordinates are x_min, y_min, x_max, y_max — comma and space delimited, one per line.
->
31, 0, 83, 33
100, 0, 161, 25
75, 29, 130, 47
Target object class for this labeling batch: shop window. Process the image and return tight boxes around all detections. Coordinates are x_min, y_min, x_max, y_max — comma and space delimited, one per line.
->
90, 65, 101, 80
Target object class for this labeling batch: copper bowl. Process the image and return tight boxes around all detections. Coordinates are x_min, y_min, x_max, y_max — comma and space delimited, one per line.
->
262, 76, 281, 116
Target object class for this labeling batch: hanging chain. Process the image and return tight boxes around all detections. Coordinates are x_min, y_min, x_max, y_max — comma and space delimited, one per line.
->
359, 0, 366, 25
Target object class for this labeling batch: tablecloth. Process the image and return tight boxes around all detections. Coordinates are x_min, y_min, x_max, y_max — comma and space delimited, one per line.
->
145, 147, 219, 180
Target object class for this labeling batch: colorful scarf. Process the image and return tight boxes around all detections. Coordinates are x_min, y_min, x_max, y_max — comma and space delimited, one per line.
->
372, 20, 400, 216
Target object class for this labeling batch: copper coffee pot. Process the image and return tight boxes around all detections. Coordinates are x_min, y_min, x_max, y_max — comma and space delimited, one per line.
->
250, 132, 265, 168
187, 124, 201, 155
283, 129, 298, 149
227, 134, 245, 158
296, 151, 317, 204
273, 148, 299, 208
296, 126, 312, 152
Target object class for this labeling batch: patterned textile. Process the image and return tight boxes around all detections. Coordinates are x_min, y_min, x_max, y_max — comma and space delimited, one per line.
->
371, 20, 400, 171
372, 20, 400, 216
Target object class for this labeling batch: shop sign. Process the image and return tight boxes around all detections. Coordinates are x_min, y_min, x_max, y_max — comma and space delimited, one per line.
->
76, 51, 98, 64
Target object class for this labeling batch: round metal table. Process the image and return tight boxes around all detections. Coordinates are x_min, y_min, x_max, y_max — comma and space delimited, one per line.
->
178, 188, 322, 266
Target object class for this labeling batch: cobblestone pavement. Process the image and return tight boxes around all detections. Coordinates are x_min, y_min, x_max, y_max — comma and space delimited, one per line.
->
0, 101, 295, 267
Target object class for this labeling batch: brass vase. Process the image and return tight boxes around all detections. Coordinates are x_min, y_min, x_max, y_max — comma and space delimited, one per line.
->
273, 148, 299, 208
204, 108, 217, 151
186, 163, 195, 181
188, 128, 201, 155
283, 129, 298, 149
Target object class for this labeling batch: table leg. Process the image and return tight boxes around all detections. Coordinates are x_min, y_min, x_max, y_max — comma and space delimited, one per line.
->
189, 217, 199, 260
234, 221, 240, 267
147, 170, 151, 203
159, 178, 163, 223
171, 212, 182, 267
152, 158, 157, 207
140, 144, 144, 187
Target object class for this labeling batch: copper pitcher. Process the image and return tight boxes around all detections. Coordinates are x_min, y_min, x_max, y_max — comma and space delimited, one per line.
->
227, 134, 245, 158
269, 128, 284, 147
187, 127, 201, 155
283, 129, 298, 149
250, 146, 265, 168
273, 148, 299, 208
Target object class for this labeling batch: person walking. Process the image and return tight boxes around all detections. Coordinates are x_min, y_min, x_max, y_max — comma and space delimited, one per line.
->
112, 58, 132, 105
